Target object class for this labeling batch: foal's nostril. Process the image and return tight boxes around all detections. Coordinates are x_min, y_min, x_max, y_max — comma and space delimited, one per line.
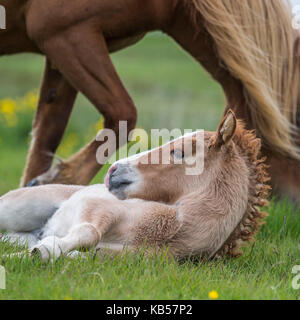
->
109, 164, 118, 178
26, 178, 39, 187
104, 164, 118, 188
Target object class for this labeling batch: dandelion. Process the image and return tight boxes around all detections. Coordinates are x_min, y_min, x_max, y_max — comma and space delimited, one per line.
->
0, 98, 16, 115
64, 296, 73, 300
0, 90, 39, 129
94, 118, 104, 132
22, 90, 39, 111
0, 98, 18, 127
208, 290, 219, 300
84, 118, 104, 143
58, 133, 79, 157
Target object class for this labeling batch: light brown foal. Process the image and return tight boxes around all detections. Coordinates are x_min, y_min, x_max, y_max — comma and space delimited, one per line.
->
0, 111, 270, 261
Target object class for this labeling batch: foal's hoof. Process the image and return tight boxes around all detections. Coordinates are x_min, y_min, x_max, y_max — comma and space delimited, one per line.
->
26, 179, 39, 187
30, 245, 50, 261
30, 237, 63, 262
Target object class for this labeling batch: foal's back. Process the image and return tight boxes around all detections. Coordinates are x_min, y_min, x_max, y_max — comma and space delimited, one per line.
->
0, 185, 82, 232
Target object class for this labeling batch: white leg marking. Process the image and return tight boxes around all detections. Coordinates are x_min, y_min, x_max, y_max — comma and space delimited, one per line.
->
31, 223, 100, 261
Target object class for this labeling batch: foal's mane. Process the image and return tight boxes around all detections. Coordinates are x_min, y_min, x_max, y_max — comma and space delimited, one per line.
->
188, 0, 300, 159
216, 120, 271, 258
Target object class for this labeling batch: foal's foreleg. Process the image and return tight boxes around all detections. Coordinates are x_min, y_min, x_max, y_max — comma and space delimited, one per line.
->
31, 25, 137, 186
30, 198, 118, 261
31, 223, 101, 261
21, 59, 77, 187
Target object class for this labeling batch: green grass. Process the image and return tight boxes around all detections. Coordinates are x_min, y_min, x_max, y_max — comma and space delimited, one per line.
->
0, 200, 299, 300
0, 33, 299, 300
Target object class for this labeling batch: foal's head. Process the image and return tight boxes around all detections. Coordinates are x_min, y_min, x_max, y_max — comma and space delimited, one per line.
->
106, 110, 245, 203
105, 110, 270, 258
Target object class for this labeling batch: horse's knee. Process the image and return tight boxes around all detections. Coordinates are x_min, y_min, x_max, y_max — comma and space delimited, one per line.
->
104, 110, 137, 136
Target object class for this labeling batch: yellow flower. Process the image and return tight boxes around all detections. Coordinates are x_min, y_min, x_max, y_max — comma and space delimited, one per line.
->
94, 118, 104, 132
22, 90, 39, 111
0, 99, 17, 115
208, 290, 219, 300
84, 118, 104, 143
0, 99, 18, 127
64, 296, 72, 300
58, 133, 79, 157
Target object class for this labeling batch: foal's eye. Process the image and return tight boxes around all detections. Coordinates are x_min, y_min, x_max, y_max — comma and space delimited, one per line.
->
171, 149, 185, 160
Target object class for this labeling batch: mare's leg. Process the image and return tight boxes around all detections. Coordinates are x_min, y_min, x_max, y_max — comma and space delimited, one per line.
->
107, 34, 146, 54
265, 154, 300, 203
27, 25, 137, 186
21, 59, 77, 187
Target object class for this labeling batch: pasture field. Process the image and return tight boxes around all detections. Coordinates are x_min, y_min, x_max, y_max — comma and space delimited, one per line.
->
0, 34, 299, 300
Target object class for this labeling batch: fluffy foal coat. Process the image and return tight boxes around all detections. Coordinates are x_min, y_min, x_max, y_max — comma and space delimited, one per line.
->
0, 111, 270, 261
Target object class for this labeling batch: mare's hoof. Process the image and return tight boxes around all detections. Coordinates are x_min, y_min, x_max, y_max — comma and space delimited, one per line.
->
26, 179, 39, 187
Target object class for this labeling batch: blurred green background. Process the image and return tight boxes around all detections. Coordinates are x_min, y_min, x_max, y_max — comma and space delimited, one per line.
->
1, 33, 299, 301
0, 33, 224, 194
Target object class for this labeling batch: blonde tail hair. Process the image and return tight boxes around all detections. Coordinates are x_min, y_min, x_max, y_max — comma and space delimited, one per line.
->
191, 0, 300, 158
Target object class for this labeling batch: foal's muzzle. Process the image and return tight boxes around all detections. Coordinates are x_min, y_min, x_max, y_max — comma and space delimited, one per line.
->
105, 163, 137, 199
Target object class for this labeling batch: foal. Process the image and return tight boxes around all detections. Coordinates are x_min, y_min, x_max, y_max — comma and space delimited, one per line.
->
0, 111, 270, 261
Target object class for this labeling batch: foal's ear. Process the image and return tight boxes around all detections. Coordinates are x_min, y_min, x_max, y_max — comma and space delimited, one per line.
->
211, 109, 237, 148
